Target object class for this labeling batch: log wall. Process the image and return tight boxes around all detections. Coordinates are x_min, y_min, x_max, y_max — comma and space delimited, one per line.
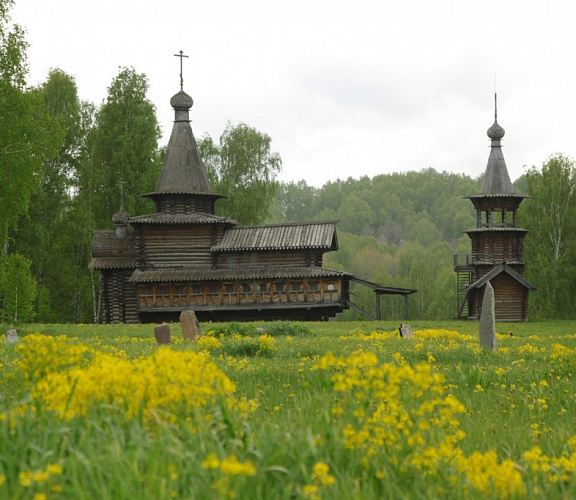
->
215, 250, 315, 268
140, 225, 213, 267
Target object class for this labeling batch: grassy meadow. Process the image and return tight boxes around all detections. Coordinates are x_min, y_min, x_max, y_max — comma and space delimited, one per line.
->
1, 319, 576, 499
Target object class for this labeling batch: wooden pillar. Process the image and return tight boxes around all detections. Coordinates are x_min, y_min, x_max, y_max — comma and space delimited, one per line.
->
375, 292, 381, 320
403, 294, 409, 320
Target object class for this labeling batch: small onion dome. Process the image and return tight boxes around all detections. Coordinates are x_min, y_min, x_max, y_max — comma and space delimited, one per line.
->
112, 206, 130, 225
170, 90, 193, 110
487, 120, 505, 140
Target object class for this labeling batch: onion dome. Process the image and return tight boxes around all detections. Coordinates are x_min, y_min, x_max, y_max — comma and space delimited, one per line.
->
487, 120, 505, 140
112, 206, 130, 225
170, 90, 193, 110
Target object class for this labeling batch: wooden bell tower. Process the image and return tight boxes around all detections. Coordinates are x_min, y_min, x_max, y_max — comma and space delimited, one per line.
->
455, 95, 536, 321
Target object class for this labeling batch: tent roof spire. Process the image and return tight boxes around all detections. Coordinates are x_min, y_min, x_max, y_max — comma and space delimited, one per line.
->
481, 93, 514, 194
144, 50, 217, 198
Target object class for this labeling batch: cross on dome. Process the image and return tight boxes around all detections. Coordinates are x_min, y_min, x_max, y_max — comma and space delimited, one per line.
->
174, 50, 189, 91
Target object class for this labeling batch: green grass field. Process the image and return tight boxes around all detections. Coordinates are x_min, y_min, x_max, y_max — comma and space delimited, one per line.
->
1, 320, 576, 499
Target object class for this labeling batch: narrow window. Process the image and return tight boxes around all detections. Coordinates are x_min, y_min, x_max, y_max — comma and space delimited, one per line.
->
309, 283, 318, 291
209, 285, 218, 294
259, 283, 267, 293
225, 284, 234, 294
276, 283, 284, 292
326, 283, 335, 291
242, 284, 252, 293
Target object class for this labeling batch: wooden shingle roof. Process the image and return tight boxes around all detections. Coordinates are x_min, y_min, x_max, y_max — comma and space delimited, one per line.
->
213, 222, 338, 252
129, 265, 345, 283
129, 212, 235, 225
466, 263, 536, 291
90, 230, 136, 270
143, 90, 215, 197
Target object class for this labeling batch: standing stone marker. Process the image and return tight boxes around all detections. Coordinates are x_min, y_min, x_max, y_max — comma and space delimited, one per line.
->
479, 281, 497, 351
180, 310, 202, 340
399, 324, 413, 338
154, 324, 171, 344
5, 329, 19, 344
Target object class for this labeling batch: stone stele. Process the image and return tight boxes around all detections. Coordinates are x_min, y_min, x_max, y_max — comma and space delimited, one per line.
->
180, 310, 202, 340
479, 281, 497, 351
154, 324, 171, 345
399, 324, 413, 338
5, 329, 19, 344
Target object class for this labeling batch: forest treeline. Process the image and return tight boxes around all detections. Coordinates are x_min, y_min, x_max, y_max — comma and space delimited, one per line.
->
2, 1, 576, 324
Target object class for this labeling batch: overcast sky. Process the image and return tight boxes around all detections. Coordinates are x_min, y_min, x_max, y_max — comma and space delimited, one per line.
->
12, 0, 576, 187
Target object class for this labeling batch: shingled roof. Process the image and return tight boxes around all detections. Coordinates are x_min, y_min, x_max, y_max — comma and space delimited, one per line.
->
481, 94, 515, 195
89, 230, 136, 270
212, 221, 338, 252
129, 212, 236, 225
129, 265, 345, 283
142, 89, 221, 198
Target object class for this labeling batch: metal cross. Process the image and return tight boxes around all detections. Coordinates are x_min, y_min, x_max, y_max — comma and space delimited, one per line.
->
174, 50, 189, 91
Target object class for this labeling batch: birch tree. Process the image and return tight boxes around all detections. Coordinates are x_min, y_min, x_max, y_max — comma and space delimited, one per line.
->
520, 154, 576, 318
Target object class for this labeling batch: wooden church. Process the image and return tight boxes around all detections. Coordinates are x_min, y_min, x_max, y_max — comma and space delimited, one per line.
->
90, 68, 416, 324
454, 96, 536, 321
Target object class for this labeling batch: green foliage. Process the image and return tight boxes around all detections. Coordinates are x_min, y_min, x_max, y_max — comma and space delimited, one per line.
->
83, 67, 161, 227
265, 321, 312, 337
205, 321, 311, 338
199, 122, 282, 225
0, 6, 61, 245
0, 253, 37, 325
519, 154, 576, 318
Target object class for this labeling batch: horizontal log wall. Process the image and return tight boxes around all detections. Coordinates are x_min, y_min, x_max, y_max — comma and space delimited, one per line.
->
140, 225, 214, 267
216, 250, 312, 267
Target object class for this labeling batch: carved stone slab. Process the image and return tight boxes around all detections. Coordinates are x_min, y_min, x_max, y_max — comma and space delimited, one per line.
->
180, 310, 202, 340
399, 324, 413, 338
154, 324, 171, 344
479, 282, 497, 351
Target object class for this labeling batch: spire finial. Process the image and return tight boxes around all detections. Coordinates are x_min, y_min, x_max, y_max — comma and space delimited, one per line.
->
119, 178, 125, 209
494, 92, 498, 123
174, 50, 189, 91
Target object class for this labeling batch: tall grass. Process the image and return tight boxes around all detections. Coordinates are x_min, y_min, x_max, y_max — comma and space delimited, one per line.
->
1, 320, 576, 498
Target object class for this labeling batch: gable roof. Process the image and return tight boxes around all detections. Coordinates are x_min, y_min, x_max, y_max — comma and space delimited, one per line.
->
212, 221, 338, 252
467, 263, 537, 291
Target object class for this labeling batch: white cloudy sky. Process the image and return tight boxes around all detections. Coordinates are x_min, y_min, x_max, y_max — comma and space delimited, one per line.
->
12, 0, 576, 187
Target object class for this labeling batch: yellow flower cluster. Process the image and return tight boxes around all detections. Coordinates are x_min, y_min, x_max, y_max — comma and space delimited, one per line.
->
523, 442, 576, 484
315, 350, 462, 459
18, 463, 64, 497
414, 329, 474, 341
21, 337, 235, 424
202, 453, 256, 498
453, 451, 525, 498
15, 334, 89, 387
302, 461, 336, 500
202, 453, 256, 476
313, 350, 528, 498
